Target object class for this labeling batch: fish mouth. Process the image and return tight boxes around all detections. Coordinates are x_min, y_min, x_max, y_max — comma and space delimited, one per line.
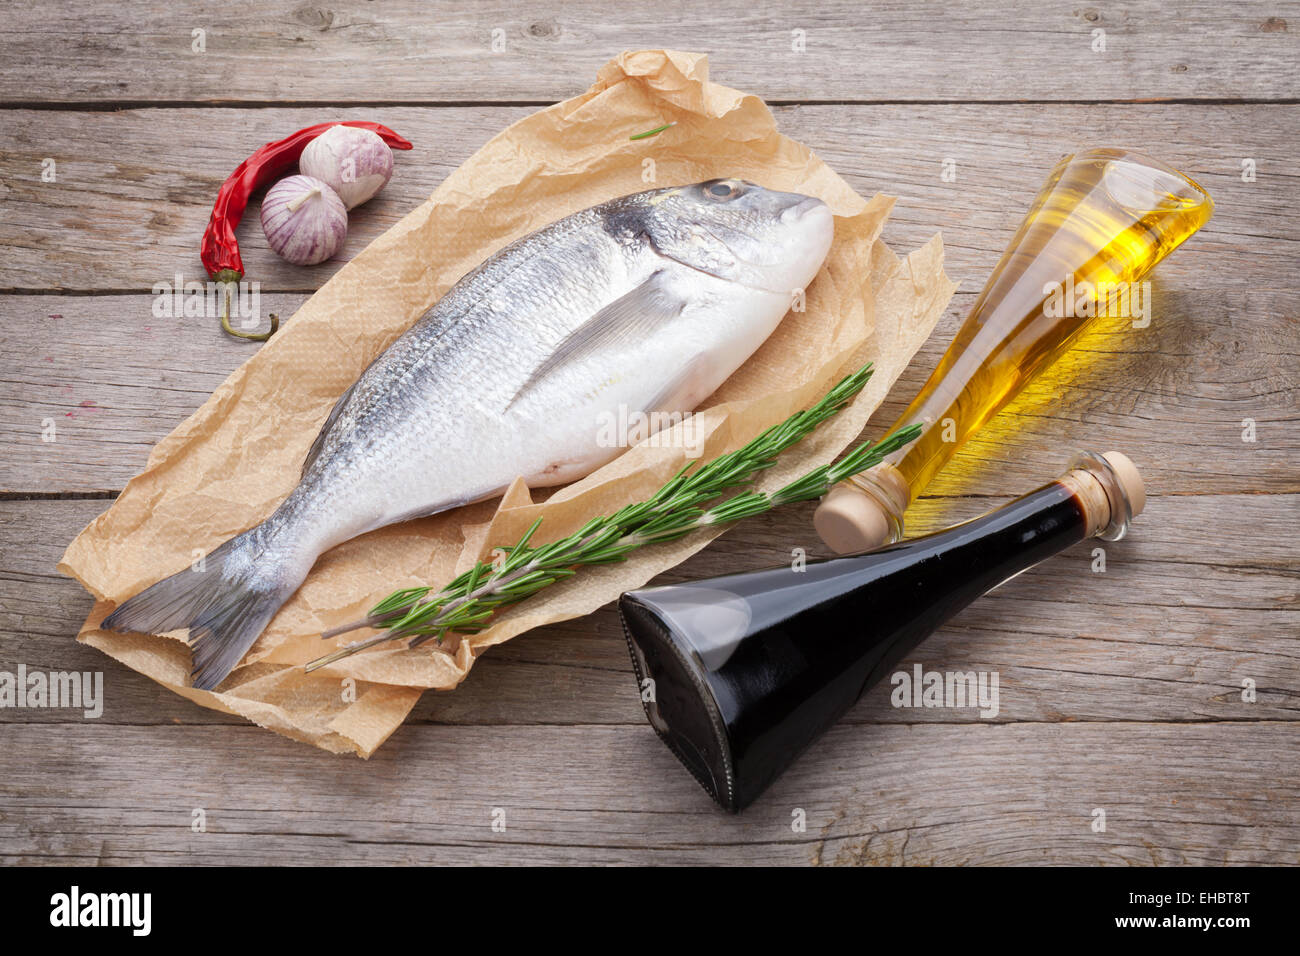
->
782, 196, 829, 222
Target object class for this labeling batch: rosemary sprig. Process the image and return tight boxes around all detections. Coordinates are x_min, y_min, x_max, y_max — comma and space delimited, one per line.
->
305, 363, 919, 672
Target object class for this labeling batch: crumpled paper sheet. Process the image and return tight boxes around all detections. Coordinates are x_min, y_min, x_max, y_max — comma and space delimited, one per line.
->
58, 50, 955, 757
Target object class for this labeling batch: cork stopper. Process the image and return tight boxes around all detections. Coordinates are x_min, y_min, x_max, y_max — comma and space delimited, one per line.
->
1065, 449, 1146, 540
1101, 451, 1145, 517
815, 484, 893, 554
813, 462, 910, 555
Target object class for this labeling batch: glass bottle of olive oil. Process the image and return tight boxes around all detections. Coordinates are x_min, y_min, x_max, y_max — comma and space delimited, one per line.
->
815, 149, 1212, 553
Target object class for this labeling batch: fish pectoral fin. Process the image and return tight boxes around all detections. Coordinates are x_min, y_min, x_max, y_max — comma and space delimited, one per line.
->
644, 352, 710, 417
505, 270, 686, 410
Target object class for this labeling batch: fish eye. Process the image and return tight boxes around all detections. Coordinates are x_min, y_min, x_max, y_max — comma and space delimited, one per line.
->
705, 180, 742, 200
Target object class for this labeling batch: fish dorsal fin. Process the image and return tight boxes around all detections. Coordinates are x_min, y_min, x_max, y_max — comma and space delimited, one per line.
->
301, 378, 359, 479
506, 270, 685, 410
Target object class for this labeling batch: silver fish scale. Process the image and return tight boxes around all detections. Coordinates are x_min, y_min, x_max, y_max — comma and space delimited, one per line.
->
267, 206, 651, 559
257, 182, 836, 569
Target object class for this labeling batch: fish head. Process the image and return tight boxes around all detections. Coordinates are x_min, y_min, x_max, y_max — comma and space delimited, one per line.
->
633, 179, 835, 295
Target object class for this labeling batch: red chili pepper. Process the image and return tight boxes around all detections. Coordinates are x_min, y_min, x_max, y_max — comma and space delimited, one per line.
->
202, 121, 413, 340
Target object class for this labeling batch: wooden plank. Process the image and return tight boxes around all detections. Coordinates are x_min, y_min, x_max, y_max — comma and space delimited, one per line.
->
1, 293, 310, 493
3, 0, 1297, 105
776, 103, 1300, 297
4, 288, 1295, 496
4, 492, 1295, 727
0, 104, 1293, 292
1, 722, 1295, 864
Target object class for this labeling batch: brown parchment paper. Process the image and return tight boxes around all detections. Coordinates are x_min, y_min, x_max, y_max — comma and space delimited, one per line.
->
58, 50, 955, 757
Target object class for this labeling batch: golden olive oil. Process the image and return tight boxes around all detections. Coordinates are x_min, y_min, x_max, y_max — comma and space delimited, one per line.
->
866, 148, 1213, 509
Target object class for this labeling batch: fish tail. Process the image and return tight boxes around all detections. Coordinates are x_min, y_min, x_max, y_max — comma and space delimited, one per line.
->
100, 530, 303, 691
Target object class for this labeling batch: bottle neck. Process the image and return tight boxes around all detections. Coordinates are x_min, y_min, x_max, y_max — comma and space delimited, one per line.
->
842, 461, 910, 543
849, 454, 1132, 614
838, 448, 1135, 550
904, 479, 1088, 591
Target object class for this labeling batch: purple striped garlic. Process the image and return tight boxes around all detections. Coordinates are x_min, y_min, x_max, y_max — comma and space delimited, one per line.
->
299, 125, 395, 210
259, 175, 348, 266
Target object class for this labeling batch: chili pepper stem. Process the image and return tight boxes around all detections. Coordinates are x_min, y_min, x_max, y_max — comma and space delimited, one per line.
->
219, 284, 279, 342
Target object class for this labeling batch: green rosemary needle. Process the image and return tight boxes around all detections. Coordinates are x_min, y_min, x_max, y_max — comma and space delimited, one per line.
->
629, 122, 674, 140
305, 363, 920, 672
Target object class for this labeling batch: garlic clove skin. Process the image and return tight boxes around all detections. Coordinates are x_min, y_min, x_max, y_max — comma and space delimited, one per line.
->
299, 125, 394, 210
260, 175, 348, 266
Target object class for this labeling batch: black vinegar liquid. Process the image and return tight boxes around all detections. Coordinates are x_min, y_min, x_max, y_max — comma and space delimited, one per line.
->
620, 480, 1089, 812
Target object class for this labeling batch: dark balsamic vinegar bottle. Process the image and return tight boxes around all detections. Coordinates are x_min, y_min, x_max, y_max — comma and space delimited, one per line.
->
619, 451, 1144, 812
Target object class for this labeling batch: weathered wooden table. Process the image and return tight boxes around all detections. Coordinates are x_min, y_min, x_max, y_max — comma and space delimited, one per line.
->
2, 2, 1296, 865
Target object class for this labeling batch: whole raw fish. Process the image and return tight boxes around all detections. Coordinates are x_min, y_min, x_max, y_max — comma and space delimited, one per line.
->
103, 178, 834, 689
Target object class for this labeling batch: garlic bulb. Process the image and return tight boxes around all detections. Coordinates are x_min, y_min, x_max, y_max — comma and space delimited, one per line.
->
260, 175, 348, 266
299, 125, 394, 209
